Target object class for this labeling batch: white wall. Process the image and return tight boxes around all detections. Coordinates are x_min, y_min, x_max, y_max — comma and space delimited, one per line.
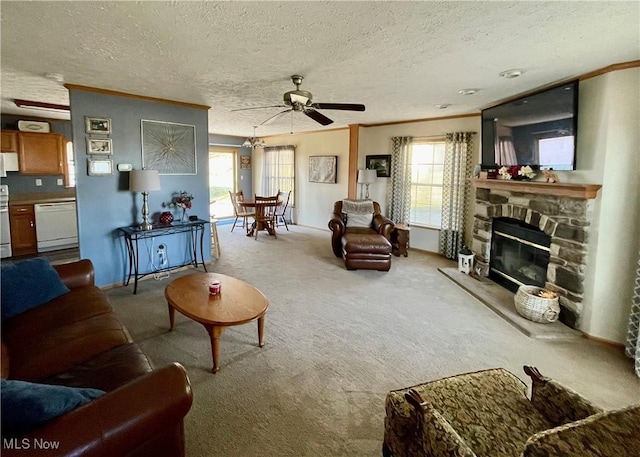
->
359, 116, 481, 251
578, 68, 640, 342
255, 128, 350, 229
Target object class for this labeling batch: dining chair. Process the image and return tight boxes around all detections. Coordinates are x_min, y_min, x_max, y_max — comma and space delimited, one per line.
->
229, 190, 253, 233
252, 194, 279, 240
274, 190, 291, 231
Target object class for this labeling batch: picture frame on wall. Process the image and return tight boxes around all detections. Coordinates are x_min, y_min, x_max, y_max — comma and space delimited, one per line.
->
87, 158, 113, 176
366, 154, 392, 177
141, 119, 197, 175
309, 155, 337, 183
85, 116, 112, 134
86, 137, 112, 155
240, 155, 251, 169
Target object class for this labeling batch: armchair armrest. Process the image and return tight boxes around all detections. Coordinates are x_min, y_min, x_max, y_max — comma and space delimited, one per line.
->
403, 389, 476, 457
372, 214, 394, 240
524, 366, 603, 426
522, 404, 640, 457
5, 363, 193, 457
53, 259, 95, 289
328, 213, 346, 257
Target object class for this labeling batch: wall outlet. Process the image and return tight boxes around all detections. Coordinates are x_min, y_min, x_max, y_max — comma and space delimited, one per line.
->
35, 179, 42, 186
57, 178, 63, 185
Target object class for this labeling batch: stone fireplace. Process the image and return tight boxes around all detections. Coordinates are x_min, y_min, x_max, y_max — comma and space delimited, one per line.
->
471, 179, 602, 329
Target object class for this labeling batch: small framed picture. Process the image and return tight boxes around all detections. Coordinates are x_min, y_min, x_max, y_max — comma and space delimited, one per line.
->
85, 116, 112, 134
87, 158, 113, 176
240, 155, 251, 169
366, 154, 392, 178
86, 137, 112, 155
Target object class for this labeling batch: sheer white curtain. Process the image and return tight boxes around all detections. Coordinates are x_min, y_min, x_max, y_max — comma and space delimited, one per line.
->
497, 136, 517, 165
262, 145, 295, 204
388, 137, 412, 224
439, 132, 475, 259
626, 249, 640, 377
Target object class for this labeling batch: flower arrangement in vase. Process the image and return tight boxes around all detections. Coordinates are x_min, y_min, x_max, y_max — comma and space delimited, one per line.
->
498, 165, 536, 181
164, 191, 194, 222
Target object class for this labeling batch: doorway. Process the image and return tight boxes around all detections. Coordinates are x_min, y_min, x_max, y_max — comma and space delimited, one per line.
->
209, 148, 237, 219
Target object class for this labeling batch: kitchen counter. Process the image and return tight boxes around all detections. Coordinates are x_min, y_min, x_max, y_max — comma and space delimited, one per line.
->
9, 191, 76, 205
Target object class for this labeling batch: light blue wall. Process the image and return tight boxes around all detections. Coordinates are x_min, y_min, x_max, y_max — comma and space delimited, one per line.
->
69, 89, 211, 287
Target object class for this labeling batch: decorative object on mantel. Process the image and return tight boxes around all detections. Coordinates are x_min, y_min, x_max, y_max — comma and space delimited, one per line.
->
498, 165, 535, 180
542, 168, 560, 183
457, 246, 474, 274
164, 191, 194, 222
514, 285, 560, 323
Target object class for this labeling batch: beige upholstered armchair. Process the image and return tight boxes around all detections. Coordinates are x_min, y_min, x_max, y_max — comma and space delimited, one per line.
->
383, 366, 640, 457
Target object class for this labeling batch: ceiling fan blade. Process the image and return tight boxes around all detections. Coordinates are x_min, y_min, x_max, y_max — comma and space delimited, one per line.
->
304, 108, 333, 126
311, 103, 365, 112
260, 109, 292, 125
231, 105, 287, 112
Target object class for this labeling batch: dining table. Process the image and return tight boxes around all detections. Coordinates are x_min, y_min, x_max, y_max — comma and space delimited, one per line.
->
238, 198, 280, 237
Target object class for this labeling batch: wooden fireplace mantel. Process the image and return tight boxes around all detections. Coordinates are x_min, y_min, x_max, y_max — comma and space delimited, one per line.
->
471, 179, 602, 199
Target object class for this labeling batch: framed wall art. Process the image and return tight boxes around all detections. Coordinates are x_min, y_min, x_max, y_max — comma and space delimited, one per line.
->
240, 155, 251, 169
141, 120, 196, 175
86, 137, 112, 155
85, 116, 112, 134
366, 154, 392, 178
87, 159, 113, 176
309, 155, 337, 183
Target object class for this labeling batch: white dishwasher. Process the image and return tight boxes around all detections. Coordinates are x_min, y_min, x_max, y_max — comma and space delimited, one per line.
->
34, 202, 79, 252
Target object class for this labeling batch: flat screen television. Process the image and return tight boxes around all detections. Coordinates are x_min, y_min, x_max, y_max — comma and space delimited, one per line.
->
481, 80, 578, 170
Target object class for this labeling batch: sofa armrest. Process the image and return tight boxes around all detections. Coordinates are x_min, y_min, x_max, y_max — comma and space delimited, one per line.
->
522, 404, 640, 457
372, 214, 394, 240
4, 363, 193, 457
524, 366, 603, 426
53, 259, 95, 289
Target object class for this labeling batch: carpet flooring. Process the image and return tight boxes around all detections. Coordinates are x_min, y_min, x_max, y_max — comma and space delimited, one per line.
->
107, 224, 640, 457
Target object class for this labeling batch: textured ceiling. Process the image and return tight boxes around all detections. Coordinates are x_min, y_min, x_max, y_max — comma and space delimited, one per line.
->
1, 2, 639, 138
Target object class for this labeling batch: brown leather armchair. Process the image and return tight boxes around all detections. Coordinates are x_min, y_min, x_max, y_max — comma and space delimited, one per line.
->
328, 200, 394, 271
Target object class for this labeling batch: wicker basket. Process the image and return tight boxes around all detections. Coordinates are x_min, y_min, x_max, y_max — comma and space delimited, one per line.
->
514, 285, 560, 323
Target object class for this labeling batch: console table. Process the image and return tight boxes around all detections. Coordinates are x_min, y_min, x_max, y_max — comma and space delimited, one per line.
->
118, 219, 209, 294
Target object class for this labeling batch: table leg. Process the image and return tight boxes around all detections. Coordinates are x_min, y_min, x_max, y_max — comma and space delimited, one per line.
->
168, 303, 175, 331
203, 324, 225, 373
257, 315, 265, 347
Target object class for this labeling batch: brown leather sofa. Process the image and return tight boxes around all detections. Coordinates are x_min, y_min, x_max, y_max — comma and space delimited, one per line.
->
328, 200, 394, 271
1, 259, 193, 457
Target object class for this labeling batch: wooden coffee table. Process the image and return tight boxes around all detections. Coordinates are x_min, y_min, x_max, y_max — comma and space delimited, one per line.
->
165, 273, 268, 373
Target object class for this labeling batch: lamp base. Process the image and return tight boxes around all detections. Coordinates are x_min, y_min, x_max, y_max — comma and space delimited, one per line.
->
139, 221, 153, 231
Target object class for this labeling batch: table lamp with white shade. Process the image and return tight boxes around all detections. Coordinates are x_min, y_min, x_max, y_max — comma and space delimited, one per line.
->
129, 169, 160, 230
357, 169, 377, 200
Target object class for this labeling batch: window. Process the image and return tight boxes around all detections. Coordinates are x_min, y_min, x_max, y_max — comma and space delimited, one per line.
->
410, 140, 445, 228
65, 140, 76, 188
262, 146, 295, 205
209, 149, 237, 218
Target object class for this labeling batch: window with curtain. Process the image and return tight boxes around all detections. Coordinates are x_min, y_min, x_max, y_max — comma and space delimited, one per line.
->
262, 145, 295, 205
409, 139, 445, 228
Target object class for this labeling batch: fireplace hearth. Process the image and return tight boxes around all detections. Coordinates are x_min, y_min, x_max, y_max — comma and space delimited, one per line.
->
472, 179, 601, 329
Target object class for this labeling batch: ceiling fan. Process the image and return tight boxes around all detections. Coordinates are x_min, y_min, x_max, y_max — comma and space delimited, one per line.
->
232, 75, 365, 126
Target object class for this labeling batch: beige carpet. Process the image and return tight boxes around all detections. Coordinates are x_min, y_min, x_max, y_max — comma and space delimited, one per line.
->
107, 224, 640, 457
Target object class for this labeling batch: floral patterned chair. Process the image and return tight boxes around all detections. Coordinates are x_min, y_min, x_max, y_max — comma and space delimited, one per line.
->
383, 366, 640, 457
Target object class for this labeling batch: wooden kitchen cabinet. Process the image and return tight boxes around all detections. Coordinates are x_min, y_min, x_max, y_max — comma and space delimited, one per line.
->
1, 130, 18, 152
10, 204, 37, 256
18, 132, 64, 175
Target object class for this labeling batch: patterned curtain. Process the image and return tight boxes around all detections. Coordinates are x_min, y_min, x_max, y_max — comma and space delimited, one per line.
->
439, 132, 475, 259
388, 137, 412, 224
625, 250, 640, 377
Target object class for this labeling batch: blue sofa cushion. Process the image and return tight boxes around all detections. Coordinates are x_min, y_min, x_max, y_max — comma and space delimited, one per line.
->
0, 379, 105, 436
1, 258, 70, 321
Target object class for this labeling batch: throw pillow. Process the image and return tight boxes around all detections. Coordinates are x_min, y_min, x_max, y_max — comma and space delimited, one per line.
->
1, 258, 70, 322
1, 379, 104, 436
346, 212, 374, 227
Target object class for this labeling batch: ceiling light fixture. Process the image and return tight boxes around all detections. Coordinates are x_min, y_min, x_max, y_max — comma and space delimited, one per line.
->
499, 69, 523, 79
457, 89, 478, 95
14, 99, 70, 113
242, 126, 265, 149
